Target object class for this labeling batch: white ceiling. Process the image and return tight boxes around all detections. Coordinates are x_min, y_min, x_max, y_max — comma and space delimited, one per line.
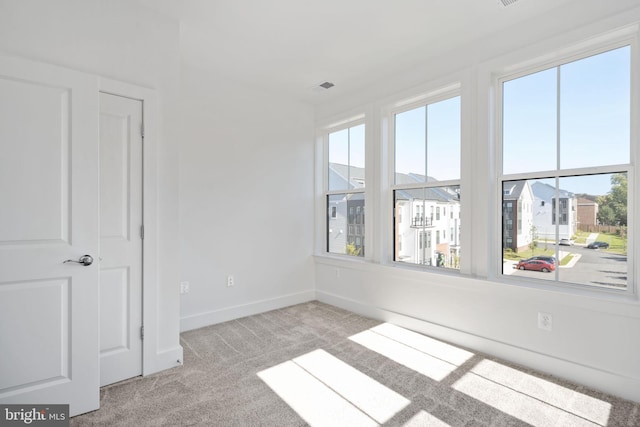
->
136, 0, 639, 104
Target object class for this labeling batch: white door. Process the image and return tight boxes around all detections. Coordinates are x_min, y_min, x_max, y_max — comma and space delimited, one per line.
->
99, 93, 143, 386
0, 56, 100, 416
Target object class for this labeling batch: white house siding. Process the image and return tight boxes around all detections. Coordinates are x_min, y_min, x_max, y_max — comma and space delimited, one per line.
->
328, 196, 348, 255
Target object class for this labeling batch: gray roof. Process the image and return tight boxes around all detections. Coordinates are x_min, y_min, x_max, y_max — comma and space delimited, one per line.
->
502, 181, 528, 201
531, 181, 573, 201
330, 162, 459, 203
328, 163, 365, 190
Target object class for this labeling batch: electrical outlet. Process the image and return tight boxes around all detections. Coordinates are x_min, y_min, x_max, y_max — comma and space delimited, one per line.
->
180, 281, 190, 294
538, 312, 552, 331
227, 275, 234, 287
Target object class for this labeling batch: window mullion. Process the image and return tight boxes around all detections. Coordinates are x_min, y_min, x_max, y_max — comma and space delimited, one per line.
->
424, 105, 429, 183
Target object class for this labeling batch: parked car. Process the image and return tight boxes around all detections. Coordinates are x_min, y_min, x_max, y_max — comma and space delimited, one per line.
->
587, 241, 609, 249
522, 255, 557, 266
559, 238, 574, 246
516, 259, 556, 272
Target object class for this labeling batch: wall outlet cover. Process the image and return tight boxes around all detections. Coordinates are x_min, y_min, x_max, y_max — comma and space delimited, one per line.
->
538, 312, 553, 331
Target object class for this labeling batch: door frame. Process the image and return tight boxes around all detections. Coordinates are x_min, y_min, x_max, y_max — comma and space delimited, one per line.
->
99, 78, 159, 376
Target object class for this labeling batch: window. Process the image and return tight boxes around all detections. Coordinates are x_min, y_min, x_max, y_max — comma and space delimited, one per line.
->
393, 94, 461, 268
326, 123, 365, 257
500, 45, 630, 290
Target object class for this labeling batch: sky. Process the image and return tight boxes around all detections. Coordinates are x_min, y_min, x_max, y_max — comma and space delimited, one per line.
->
328, 45, 630, 197
502, 45, 630, 195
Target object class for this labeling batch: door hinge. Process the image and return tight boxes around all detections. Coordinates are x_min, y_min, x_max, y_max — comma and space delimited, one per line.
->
141, 122, 145, 138
140, 225, 144, 240
140, 326, 144, 340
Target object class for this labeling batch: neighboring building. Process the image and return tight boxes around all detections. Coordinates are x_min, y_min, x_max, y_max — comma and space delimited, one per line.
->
502, 181, 534, 252
530, 181, 577, 241
577, 197, 599, 227
329, 163, 461, 265
327, 164, 365, 256
394, 174, 461, 268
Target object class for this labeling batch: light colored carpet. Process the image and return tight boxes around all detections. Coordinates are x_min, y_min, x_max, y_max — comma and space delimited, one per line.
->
71, 301, 640, 426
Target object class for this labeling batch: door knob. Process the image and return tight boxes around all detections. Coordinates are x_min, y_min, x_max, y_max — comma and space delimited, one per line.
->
63, 254, 94, 266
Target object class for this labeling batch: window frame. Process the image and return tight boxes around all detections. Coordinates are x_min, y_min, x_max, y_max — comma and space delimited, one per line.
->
320, 115, 369, 259
494, 37, 637, 297
388, 86, 463, 271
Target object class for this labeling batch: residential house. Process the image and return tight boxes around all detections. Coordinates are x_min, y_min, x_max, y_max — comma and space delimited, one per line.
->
531, 181, 578, 241
502, 181, 534, 252
394, 174, 460, 267
577, 197, 599, 227
327, 163, 365, 256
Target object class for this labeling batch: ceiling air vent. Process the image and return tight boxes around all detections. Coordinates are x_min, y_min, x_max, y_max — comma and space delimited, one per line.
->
498, 0, 520, 7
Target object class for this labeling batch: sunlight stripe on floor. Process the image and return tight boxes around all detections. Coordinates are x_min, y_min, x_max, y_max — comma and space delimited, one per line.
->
349, 330, 457, 381
465, 359, 611, 425
258, 360, 377, 427
452, 360, 611, 426
402, 410, 451, 427
293, 349, 410, 424
370, 323, 474, 366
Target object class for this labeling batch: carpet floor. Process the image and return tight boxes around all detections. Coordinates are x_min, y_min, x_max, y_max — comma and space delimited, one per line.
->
71, 301, 639, 426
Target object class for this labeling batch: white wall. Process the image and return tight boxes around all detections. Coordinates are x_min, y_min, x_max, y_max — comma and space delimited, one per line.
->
0, 0, 182, 370
178, 64, 316, 331
314, 3, 640, 402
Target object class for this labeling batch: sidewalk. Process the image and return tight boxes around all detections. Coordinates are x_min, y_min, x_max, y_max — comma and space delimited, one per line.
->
585, 233, 598, 245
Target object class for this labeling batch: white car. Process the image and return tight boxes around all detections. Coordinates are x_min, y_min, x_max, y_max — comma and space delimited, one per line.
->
559, 238, 574, 246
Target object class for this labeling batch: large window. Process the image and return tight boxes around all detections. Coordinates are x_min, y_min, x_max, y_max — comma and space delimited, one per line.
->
326, 123, 365, 257
500, 45, 631, 290
393, 95, 461, 269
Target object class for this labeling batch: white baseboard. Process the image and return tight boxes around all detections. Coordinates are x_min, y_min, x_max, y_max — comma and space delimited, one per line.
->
180, 290, 316, 332
143, 345, 184, 376
317, 290, 640, 403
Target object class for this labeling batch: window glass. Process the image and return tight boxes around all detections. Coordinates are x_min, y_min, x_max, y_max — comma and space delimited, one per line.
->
395, 96, 460, 183
560, 47, 630, 169
502, 68, 557, 174
328, 124, 365, 191
395, 106, 426, 181
327, 193, 365, 257
427, 96, 461, 181
326, 123, 365, 257
502, 174, 627, 289
501, 46, 630, 290
393, 93, 461, 270
394, 186, 460, 268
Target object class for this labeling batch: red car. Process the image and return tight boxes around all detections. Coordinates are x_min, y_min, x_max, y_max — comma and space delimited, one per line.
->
515, 259, 555, 272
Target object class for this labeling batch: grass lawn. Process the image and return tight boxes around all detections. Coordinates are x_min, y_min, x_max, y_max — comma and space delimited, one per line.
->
559, 254, 574, 266
573, 230, 590, 244
594, 232, 627, 255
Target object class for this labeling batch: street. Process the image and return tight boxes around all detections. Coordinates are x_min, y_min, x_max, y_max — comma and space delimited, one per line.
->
506, 245, 627, 289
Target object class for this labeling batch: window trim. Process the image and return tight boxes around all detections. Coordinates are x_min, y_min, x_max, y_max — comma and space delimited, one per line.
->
320, 115, 369, 259
494, 36, 637, 297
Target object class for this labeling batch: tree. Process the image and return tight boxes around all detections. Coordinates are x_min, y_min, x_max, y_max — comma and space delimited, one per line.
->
597, 173, 627, 225
597, 204, 616, 226
529, 225, 538, 255
346, 242, 361, 256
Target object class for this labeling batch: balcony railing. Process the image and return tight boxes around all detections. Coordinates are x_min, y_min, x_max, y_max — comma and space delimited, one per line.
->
411, 216, 433, 228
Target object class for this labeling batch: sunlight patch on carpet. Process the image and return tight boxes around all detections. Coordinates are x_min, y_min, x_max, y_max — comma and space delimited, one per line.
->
402, 410, 452, 426
349, 327, 471, 381
452, 359, 611, 426
258, 349, 410, 426
369, 323, 474, 366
